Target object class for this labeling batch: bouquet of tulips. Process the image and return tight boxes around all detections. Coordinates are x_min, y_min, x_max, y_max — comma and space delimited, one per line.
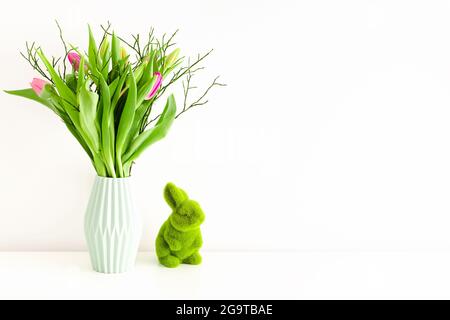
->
5, 23, 223, 177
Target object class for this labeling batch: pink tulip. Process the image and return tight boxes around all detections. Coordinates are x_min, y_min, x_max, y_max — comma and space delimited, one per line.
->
68, 51, 81, 70
30, 78, 49, 96
145, 72, 163, 100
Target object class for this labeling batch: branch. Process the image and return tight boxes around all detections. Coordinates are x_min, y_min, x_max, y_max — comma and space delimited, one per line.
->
55, 20, 69, 79
176, 75, 225, 119
147, 113, 161, 126
155, 49, 213, 100
100, 24, 163, 62
20, 42, 53, 83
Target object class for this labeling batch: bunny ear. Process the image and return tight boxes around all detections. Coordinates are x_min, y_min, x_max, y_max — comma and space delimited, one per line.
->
164, 182, 188, 209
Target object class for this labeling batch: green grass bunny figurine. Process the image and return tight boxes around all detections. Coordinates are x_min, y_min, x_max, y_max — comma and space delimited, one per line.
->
155, 183, 205, 268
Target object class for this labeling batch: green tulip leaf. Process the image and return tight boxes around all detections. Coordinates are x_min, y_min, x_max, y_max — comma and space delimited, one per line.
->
99, 74, 116, 177
123, 94, 176, 164
37, 50, 77, 106
4, 88, 54, 110
77, 57, 86, 93
115, 66, 136, 174
111, 70, 128, 110
79, 82, 100, 152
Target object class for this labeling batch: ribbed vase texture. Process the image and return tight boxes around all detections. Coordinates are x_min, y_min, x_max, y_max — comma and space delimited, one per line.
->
84, 176, 142, 273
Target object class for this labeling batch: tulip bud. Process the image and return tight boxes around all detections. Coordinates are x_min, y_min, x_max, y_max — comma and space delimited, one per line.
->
68, 51, 81, 70
121, 47, 128, 60
165, 48, 180, 67
145, 72, 162, 100
30, 78, 50, 96
99, 38, 110, 58
134, 63, 145, 83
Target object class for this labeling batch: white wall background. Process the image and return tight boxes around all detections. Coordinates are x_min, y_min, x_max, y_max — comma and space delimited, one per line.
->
1, 0, 450, 252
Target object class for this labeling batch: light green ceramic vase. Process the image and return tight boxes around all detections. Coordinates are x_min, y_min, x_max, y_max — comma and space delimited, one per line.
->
84, 176, 142, 274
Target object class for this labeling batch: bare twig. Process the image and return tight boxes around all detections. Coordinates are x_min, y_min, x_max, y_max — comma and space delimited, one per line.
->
145, 73, 225, 128
155, 49, 213, 100
176, 75, 225, 119
101, 24, 162, 62
147, 113, 161, 125
20, 42, 53, 82
55, 20, 69, 78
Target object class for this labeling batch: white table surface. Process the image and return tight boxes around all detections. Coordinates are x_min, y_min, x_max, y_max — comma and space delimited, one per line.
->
0, 251, 449, 299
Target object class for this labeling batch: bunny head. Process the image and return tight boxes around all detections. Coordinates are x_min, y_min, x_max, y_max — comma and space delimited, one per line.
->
164, 182, 205, 232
